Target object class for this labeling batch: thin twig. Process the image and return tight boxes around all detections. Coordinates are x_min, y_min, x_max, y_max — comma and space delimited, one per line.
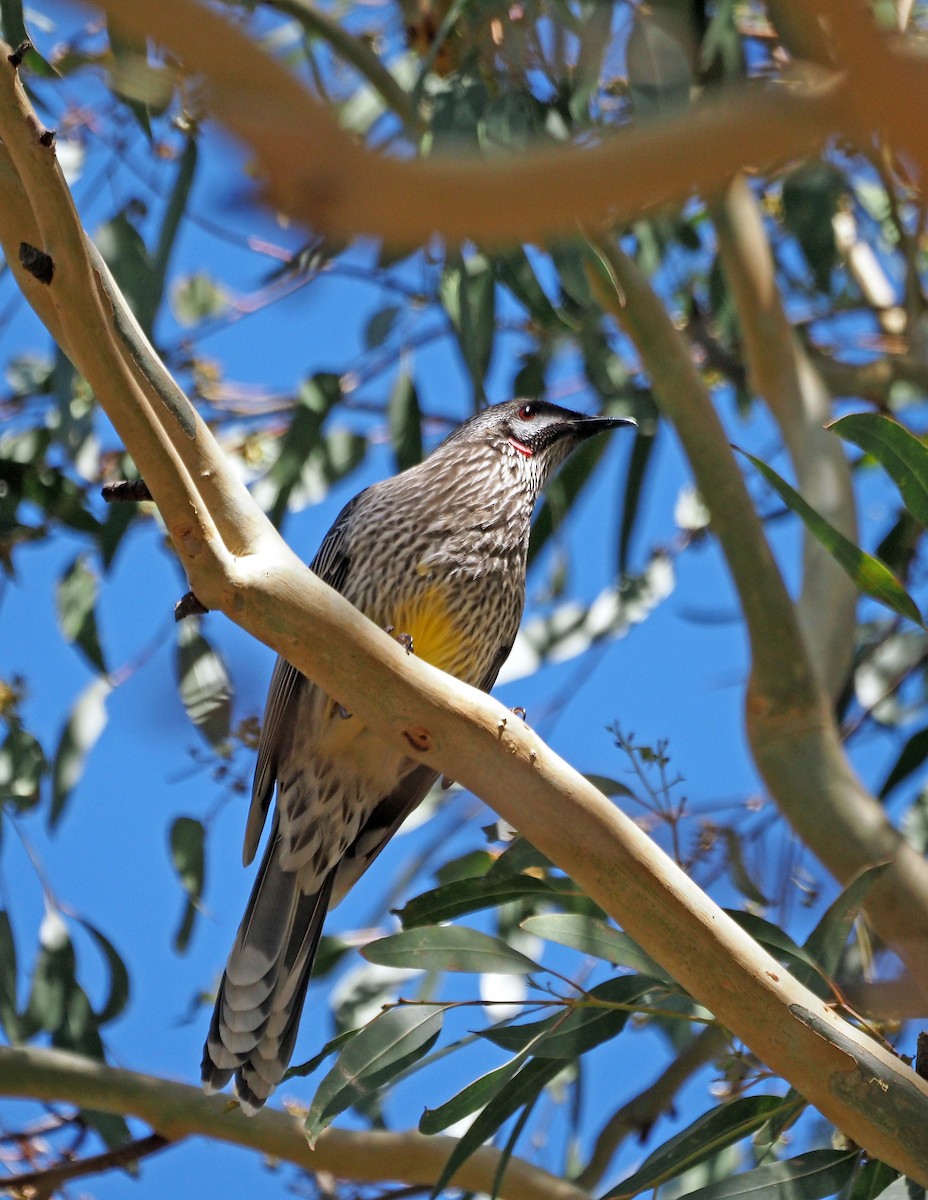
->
1, 1132, 171, 1196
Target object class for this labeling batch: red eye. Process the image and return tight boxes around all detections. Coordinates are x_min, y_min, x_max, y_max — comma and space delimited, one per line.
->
518, 403, 536, 420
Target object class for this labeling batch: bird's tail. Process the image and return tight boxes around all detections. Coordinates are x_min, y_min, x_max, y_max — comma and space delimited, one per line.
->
201, 820, 334, 1114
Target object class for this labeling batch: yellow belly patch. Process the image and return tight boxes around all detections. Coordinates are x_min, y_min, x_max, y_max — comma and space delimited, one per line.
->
391, 585, 472, 677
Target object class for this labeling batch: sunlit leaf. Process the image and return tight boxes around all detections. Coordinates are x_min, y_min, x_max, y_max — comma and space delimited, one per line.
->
0, 723, 46, 811
25, 909, 75, 1035
362, 926, 541, 974
831, 413, 928, 530
175, 617, 232, 752
172, 273, 228, 326
50, 676, 112, 829
305, 1005, 443, 1145
739, 449, 922, 626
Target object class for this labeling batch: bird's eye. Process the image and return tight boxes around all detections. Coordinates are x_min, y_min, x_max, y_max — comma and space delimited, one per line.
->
518, 403, 536, 420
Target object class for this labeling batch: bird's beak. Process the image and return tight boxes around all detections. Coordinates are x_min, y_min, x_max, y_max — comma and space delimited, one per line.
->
572, 414, 638, 439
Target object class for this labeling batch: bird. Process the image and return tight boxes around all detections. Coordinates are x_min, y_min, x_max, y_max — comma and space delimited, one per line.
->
201, 397, 635, 1112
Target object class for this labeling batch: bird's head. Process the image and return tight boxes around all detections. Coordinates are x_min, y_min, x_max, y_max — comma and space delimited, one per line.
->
440, 399, 637, 493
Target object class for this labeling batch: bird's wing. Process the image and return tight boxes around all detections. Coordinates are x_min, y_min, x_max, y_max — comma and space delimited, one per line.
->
243, 492, 365, 866
328, 639, 517, 904
330, 763, 439, 905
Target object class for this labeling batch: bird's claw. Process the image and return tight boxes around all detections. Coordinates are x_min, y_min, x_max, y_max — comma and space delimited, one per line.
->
385, 625, 415, 655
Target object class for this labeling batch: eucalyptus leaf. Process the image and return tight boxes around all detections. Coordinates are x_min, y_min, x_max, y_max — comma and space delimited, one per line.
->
739, 449, 922, 626
305, 1005, 443, 1145
362, 926, 541, 975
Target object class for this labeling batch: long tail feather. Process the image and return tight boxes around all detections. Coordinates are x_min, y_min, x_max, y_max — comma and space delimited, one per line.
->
201, 820, 334, 1112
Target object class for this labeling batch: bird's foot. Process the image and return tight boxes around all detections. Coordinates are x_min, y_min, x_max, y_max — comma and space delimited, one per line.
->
511, 706, 527, 722
386, 626, 415, 655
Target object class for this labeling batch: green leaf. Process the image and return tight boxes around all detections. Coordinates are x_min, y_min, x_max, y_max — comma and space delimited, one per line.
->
0, 724, 46, 811
721, 829, 769, 907
56, 554, 107, 673
172, 273, 228, 327
0, 911, 20, 1041
74, 917, 130, 1027
739, 449, 922, 626
362, 926, 541, 974
482, 975, 660, 1057
95, 210, 158, 335
50, 676, 112, 829
305, 1005, 443, 1145
672, 1149, 859, 1200
389, 368, 423, 472
849, 1161, 901, 1200
485, 838, 552, 880
799, 862, 892, 987
263, 374, 341, 528
520, 913, 671, 980
880, 725, 928, 800
175, 617, 232, 753
420, 1053, 527, 1134
725, 911, 822, 981
431, 1057, 563, 1197
495, 248, 563, 331
781, 162, 847, 290
584, 774, 637, 801
831, 413, 928, 530
606, 1095, 801, 1199
25, 909, 76, 1035
364, 304, 401, 350
399, 874, 554, 929
170, 816, 205, 954
440, 252, 496, 400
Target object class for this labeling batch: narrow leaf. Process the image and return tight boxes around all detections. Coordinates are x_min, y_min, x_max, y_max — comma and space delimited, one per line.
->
389, 368, 423, 472
74, 917, 130, 1027
520, 913, 670, 980
399, 874, 554, 929
306, 1005, 443, 1145
50, 677, 111, 829
175, 617, 232, 752
0, 724, 46, 812
431, 1057, 563, 1197
56, 554, 107, 672
420, 1054, 526, 1134
362, 926, 541, 974
0, 911, 20, 1041
831, 413, 928, 529
799, 863, 892, 986
606, 1095, 801, 1199
170, 816, 205, 953
672, 1149, 858, 1200
879, 726, 928, 800
739, 449, 922, 625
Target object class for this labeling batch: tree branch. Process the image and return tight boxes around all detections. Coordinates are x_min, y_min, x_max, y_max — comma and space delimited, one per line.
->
2, 1131, 171, 1195
0, 1048, 589, 1200
93, 0, 845, 246
2, 25, 928, 1187
713, 175, 858, 703
588, 237, 928, 1006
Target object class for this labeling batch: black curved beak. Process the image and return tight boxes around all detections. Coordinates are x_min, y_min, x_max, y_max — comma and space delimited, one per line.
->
573, 414, 638, 439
